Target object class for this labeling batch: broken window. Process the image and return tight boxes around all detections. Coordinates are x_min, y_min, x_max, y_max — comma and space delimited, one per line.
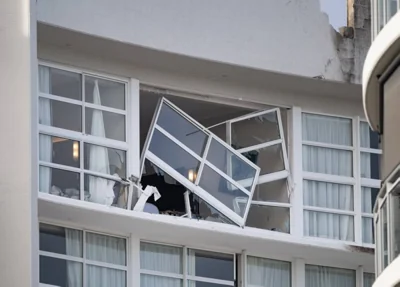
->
137, 98, 261, 226
222, 109, 291, 232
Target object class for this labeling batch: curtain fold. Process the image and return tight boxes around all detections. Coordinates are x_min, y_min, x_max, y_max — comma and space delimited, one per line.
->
363, 273, 375, 287
305, 265, 356, 287
140, 242, 182, 287
302, 114, 353, 241
85, 232, 126, 287
38, 66, 52, 193
247, 256, 291, 287
65, 229, 83, 287
88, 80, 114, 205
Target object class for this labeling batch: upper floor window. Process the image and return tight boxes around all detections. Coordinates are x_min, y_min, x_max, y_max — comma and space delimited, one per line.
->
302, 114, 381, 243
372, 0, 399, 38
39, 223, 127, 287
38, 64, 132, 208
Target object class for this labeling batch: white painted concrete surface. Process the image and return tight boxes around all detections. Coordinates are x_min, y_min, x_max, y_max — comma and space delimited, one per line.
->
37, 0, 345, 81
0, 0, 38, 286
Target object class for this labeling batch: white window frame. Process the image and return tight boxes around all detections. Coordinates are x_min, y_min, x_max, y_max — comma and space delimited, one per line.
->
225, 108, 292, 230
301, 112, 382, 246
139, 98, 261, 227
139, 241, 236, 287
37, 61, 140, 209
359, 119, 382, 247
39, 222, 129, 287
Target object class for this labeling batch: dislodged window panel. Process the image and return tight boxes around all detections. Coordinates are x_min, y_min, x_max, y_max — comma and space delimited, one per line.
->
140, 242, 235, 287
38, 65, 132, 209
139, 98, 260, 226
226, 109, 291, 233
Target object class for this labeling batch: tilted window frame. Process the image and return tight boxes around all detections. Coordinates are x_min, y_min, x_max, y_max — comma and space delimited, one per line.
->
139, 98, 261, 226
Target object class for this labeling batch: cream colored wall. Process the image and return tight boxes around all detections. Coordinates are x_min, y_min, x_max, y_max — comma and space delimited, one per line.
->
0, 0, 38, 286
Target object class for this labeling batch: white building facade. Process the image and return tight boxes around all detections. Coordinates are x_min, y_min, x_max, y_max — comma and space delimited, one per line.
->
1, 0, 379, 286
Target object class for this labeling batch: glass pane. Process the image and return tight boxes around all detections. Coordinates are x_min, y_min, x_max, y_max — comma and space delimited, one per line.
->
302, 114, 352, 146
247, 256, 291, 287
39, 134, 80, 168
188, 281, 231, 287
85, 76, 125, 110
207, 138, 257, 191
141, 274, 182, 287
381, 201, 388, 268
187, 249, 234, 281
39, 66, 82, 100
84, 174, 129, 208
39, 98, 82, 132
304, 211, 354, 241
360, 121, 380, 149
157, 103, 208, 156
199, 165, 250, 217
378, 0, 385, 30
305, 265, 355, 287
390, 186, 400, 259
85, 107, 126, 141
231, 111, 280, 149
363, 273, 375, 287
149, 129, 200, 179
246, 205, 290, 233
362, 217, 375, 244
386, 0, 398, 21
140, 242, 183, 274
39, 166, 80, 198
84, 143, 126, 178
39, 223, 83, 257
361, 153, 380, 179
362, 187, 379, 213
86, 232, 126, 265
243, 144, 285, 176
302, 146, 353, 176
303, 180, 354, 211
40, 256, 83, 287
86, 265, 126, 286
190, 194, 236, 225
252, 179, 289, 203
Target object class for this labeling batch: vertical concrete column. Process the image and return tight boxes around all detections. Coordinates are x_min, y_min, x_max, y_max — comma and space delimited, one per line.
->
0, 0, 38, 286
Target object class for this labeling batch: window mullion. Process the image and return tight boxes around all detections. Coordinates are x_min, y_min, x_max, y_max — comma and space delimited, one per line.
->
83, 230, 87, 287
354, 117, 362, 245
183, 246, 188, 287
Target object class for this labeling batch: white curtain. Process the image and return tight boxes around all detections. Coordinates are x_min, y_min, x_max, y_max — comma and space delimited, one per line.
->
247, 256, 291, 287
187, 249, 196, 287
363, 273, 375, 287
85, 233, 126, 287
304, 180, 354, 241
88, 80, 114, 206
38, 66, 52, 193
305, 265, 356, 287
302, 114, 353, 241
85, 232, 126, 287
140, 242, 182, 287
65, 229, 83, 287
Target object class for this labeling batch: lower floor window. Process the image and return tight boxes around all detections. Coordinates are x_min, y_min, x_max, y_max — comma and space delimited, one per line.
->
39, 223, 127, 287
305, 265, 356, 287
247, 256, 291, 287
140, 242, 235, 287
